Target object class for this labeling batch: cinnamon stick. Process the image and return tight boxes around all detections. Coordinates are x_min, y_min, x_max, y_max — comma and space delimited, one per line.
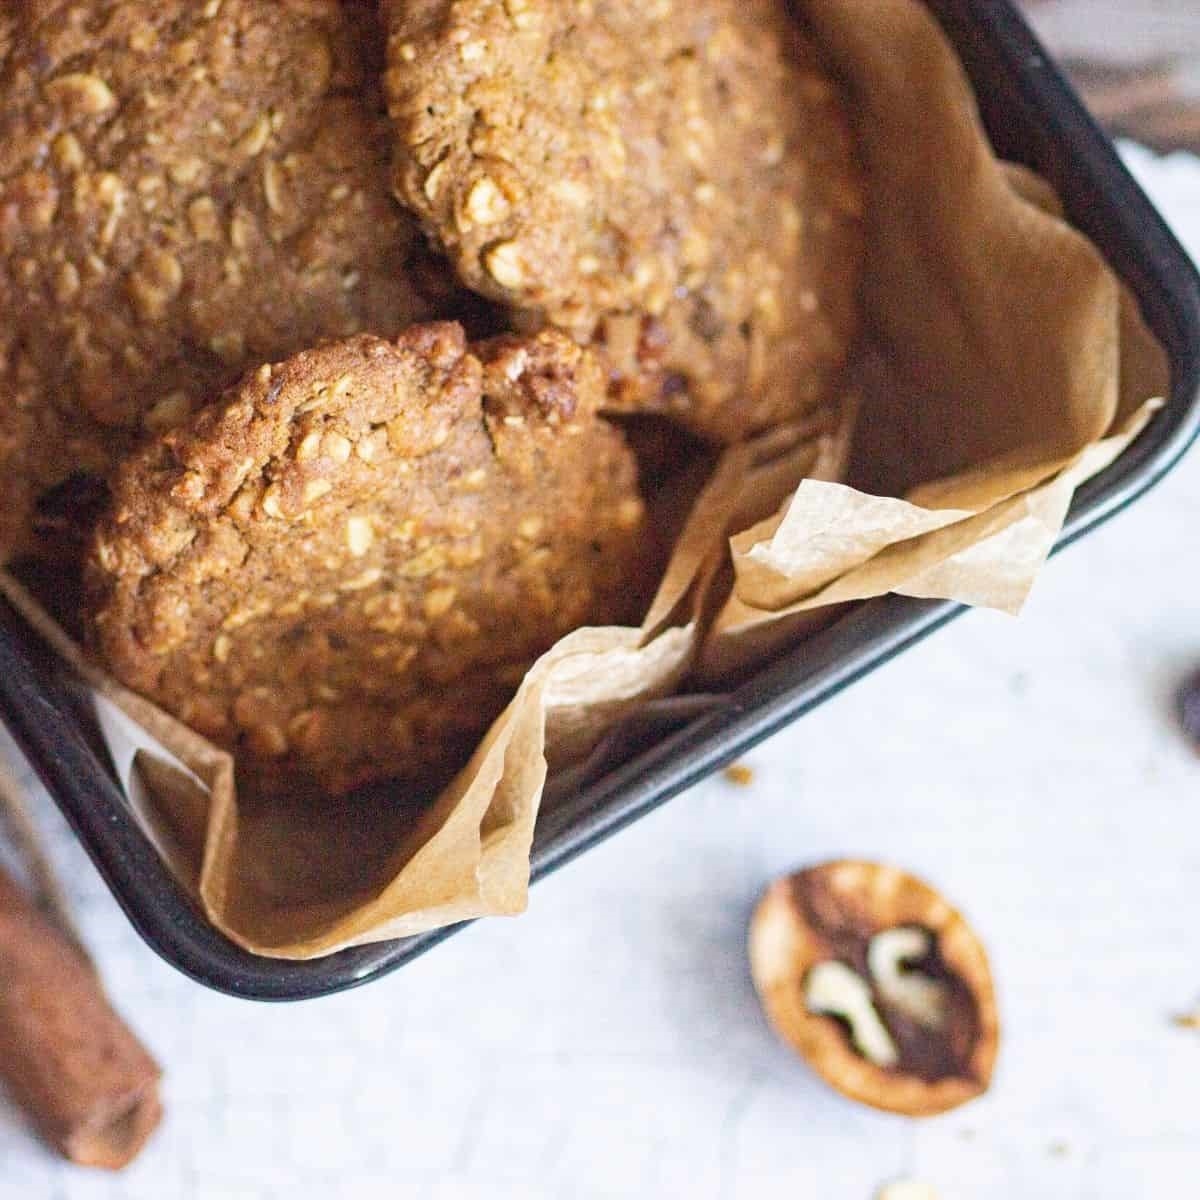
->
0, 865, 162, 1169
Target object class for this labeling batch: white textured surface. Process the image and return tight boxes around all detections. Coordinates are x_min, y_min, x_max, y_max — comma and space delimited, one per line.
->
1, 148, 1199, 1199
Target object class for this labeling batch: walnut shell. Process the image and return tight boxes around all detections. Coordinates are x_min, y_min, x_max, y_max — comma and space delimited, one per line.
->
748, 860, 999, 1116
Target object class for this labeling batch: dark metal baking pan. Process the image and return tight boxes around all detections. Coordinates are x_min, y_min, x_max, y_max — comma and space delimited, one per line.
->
0, 0, 1197, 999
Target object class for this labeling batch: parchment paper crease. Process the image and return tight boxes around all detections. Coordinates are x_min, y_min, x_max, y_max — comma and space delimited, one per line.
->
4, 0, 1169, 957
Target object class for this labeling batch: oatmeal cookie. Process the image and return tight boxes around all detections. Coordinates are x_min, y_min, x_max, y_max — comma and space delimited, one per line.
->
385, 0, 864, 443
0, 0, 459, 561
86, 323, 650, 798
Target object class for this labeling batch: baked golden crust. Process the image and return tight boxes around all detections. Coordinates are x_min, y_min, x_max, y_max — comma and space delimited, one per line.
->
86, 323, 650, 798
0, 0, 459, 561
385, 0, 864, 443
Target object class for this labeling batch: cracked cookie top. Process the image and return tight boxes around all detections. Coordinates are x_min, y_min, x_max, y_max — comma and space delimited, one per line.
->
0, 0, 461, 561
385, 0, 865, 442
86, 322, 650, 798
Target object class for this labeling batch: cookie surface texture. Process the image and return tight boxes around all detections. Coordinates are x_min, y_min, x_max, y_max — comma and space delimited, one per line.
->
386, 0, 865, 443
86, 324, 650, 798
0, 0, 454, 560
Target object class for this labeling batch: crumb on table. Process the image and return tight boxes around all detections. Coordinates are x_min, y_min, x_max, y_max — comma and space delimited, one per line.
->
723, 763, 755, 786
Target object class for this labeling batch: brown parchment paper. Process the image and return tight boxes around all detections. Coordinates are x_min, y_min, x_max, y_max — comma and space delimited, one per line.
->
2, 0, 1170, 957
695, 0, 1169, 678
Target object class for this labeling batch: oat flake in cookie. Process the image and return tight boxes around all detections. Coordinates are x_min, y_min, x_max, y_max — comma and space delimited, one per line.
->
385, 0, 864, 444
86, 324, 650, 800
0, 0, 457, 562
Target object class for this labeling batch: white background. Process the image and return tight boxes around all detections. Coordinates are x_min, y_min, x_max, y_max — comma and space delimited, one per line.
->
1, 147, 1198, 1199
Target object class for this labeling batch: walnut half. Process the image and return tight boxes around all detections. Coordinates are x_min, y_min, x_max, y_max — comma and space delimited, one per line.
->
748, 860, 999, 1116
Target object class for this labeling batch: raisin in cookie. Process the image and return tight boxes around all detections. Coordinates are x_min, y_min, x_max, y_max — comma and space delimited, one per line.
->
385, 0, 864, 443
0, 0, 459, 561
86, 323, 650, 799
